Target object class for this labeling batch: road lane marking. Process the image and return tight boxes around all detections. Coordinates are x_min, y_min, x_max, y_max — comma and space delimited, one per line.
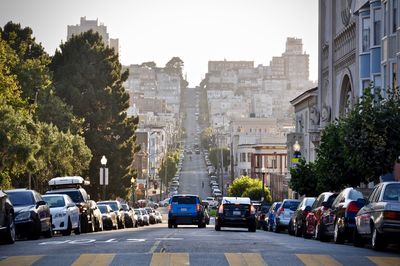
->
367, 256, 400, 266
155, 238, 183, 240
296, 254, 342, 266
150, 253, 189, 266
0, 255, 42, 266
71, 254, 114, 266
149, 240, 161, 253
225, 253, 266, 266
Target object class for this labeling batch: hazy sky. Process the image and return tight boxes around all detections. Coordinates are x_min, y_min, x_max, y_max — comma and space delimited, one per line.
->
0, 0, 318, 86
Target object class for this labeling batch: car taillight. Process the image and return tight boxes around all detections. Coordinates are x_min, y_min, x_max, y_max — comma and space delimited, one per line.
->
218, 205, 224, 214
384, 211, 400, 220
196, 204, 201, 212
250, 206, 256, 215
347, 201, 360, 213
278, 207, 284, 215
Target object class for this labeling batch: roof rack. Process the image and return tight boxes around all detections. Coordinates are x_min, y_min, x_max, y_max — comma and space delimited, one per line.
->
48, 176, 90, 189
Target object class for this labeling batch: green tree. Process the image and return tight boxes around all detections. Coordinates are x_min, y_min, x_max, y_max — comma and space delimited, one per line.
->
51, 30, 138, 199
200, 127, 214, 149
158, 150, 180, 183
209, 148, 230, 170
242, 186, 271, 202
289, 159, 319, 196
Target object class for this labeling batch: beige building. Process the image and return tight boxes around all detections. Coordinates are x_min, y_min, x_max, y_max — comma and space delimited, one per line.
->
67, 17, 119, 54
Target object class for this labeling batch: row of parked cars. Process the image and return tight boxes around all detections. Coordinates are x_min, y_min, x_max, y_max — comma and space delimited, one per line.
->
0, 176, 163, 244
261, 181, 400, 251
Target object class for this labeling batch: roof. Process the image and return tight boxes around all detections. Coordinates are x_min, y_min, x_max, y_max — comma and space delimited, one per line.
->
290, 87, 318, 106
222, 197, 251, 205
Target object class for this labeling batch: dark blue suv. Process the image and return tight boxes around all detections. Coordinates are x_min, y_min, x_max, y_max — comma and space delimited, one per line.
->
168, 195, 206, 228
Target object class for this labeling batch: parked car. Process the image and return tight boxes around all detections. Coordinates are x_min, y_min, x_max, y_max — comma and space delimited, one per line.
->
159, 198, 170, 207
122, 203, 137, 228
97, 201, 125, 229
46, 176, 95, 233
354, 182, 400, 250
215, 197, 256, 232
0, 190, 16, 244
140, 208, 150, 226
256, 203, 272, 230
264, 202, 282, 231
134, 208, 144, 226
154, 211, 163, 223
89, 200, 103, 232
168, 194, 206, 228
321, 187, 365, 244
290, 197, 316, 237
42, 194, 81, 236
145, 207, 157, 224
304, 192, 338, 240
203, 197, 218, 208
98, 204, 118, 230
6, 189, 52, 239
273, 199, 300, 233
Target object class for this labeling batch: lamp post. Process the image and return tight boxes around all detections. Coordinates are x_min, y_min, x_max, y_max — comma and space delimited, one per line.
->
261, 167, 266, 202
292, 141, 301, 168
100, 155, 108, 200
131, 177, 136, 206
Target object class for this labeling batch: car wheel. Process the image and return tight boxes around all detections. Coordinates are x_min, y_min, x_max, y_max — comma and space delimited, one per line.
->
74, 218, 81, 235
99, 219, 104, 231
215, 225, 221, 231
353, 228, 365, 247
295, 221, 301, 237
248, 224, 256, 232
28, 220, 42, 240
334, 222, 344, 244
3, 213, 16, 244
80, 216, 88, 233
174, 224, 178, 228
43, 222, 53, 239
273, 222, 280, 233
89, 217, 95, 233
62, 219, 72, 236
135, 221, 138, 228
288, 221, 294, 235
372, 224, 386, 251
168, 220, 173, 228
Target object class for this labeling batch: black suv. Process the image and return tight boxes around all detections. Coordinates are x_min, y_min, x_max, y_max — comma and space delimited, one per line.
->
6, 189, 52, 239
46, 187, 95, 233
0, 190, 16, 244
215, 197, 257, 232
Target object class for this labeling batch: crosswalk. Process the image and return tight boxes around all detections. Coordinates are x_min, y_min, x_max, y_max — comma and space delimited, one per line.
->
0, 253, 399, 266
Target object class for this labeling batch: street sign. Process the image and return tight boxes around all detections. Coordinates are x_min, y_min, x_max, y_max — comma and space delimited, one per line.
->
105, 168, 109, 185
99, 168, 109, 185
100, 169, 103, 185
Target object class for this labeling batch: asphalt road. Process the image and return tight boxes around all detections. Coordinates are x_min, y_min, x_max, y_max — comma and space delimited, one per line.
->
1, 220, 399, 266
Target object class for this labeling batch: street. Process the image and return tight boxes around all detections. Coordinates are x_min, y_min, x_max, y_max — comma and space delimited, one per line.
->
1, 220, 399, 266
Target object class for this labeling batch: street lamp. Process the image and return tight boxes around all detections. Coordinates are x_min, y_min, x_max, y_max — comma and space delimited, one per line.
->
292, 141, 301, 168
100, 155, 108, 200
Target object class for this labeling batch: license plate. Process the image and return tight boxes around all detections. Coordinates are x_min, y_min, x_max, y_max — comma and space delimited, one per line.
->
233, 211, 241, 216
181, 208, 187, 212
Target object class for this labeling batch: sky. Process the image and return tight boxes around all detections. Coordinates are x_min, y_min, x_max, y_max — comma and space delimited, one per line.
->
0, 0, 318, 86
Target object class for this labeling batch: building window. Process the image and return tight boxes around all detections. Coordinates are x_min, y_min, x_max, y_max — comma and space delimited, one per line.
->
374, 8, 382, 45
362, 17, 371, 52
383, 64, 387, 90
373, 75, 382, 89
247, 153, 252, 163
393, 0, 398, 33
362, 79, 370, 90
393, 63, 398, 92
240, 153, 246, 162
384, 2, 388, 36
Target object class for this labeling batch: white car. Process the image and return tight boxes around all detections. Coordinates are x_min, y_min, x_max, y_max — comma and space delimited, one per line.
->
159, 198, 170, 207
42, 194, 80, 236
204, 197, 218, 207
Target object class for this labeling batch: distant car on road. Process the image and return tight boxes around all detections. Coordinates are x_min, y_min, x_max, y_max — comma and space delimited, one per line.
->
159, 198, 170, 207
97, 201, 125, 229
98, 204, 117, 230
264, 201, 282, 231
289, 197, 315, 237
273, 199, 300, 233
215, 197, 256, 232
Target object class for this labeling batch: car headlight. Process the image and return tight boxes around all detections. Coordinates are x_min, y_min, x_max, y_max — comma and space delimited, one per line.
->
54, 211, 67, 218
15, 211, 31, 221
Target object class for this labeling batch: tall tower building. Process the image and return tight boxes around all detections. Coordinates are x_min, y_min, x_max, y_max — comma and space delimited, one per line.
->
67, 17, 119, 55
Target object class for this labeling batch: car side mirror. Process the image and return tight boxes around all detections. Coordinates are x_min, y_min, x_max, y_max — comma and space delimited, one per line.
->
36, 200, 46, 207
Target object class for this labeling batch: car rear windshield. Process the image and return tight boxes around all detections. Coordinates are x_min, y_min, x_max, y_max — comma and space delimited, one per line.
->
47, 190, 84, 203
283, 201, 300, 209
348, 189, 364, 200
383, 183, 400, 201
43, 196, 65, 208
172, 196, 197, 204
98, 202, 118, 211
98, 205, 109, 213
7, 191, 34, 206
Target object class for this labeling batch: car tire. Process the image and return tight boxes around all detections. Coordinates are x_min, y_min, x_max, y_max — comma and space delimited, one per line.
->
318, 223, 329, 242
62, 219, 72, 236
3, 213, 16, 244
295, 221, 302, 237
168, 221, 173, 228
80, 216, 88, 233
28, 219, 42, 240
288, 221, 295, 235
248, 224, 256, 232
74, 218, 81, 235
372, 224, 386, 251
334, 222, 344, 244
174, 224, 178, 228
89, 217, 95, 233
215, 225, 221, 231
43, 222, 53, 239
353, 228, 365, 247
273, 222, 280, 233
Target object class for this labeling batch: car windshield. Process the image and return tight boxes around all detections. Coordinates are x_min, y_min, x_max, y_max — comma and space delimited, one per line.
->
7, 191, 34, 206
98, 205, 109, 213
98, 202, 118, 211
43, 196, 65, 208
283, 201, 299, 209
172, 196, 197, 204
305, 198, 315, 206
383, 184, 400, 201
47, 190, 84, 203
348, 189, 364, 200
